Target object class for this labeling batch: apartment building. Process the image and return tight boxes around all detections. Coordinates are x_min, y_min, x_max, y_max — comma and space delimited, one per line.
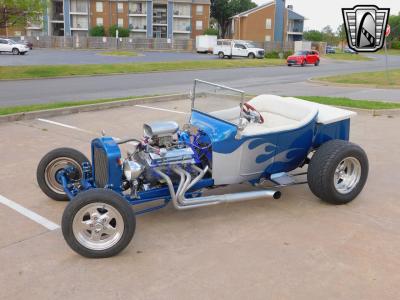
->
228, 0, 304, 44
20, 0, 210, 39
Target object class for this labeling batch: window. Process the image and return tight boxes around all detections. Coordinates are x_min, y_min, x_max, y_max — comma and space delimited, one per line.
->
196, 5, 203, 15
117, 2, 123, 13
96, 2, 103, 13
265, 35, 271, 42
265, 18, 272, 29
0, 39, 7, 44
234, 43, 246, 49
195, 20, 203, 30
96, 17, 103, 26
118, 18, 124, 27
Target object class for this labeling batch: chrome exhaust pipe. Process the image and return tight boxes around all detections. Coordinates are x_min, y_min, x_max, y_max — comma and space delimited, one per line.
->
155, 166, 281, 210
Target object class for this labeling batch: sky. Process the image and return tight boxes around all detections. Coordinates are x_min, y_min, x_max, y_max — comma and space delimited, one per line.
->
253, 0, 400, 31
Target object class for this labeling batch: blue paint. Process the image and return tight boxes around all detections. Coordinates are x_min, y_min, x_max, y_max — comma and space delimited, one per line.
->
91, 137, 123, 192
63, 0, 71, 36
146, 1, 153, 38
274, 0, 285, 42
167, 0, 173, 38
314, 119, 350, 148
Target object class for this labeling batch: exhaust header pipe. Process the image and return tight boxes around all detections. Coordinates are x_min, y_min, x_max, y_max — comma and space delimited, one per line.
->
155, 167, 280, 210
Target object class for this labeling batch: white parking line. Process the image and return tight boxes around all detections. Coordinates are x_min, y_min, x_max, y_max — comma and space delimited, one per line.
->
37, 118, 96, 134
0, 195, 60, 231
135, 104, 187, 114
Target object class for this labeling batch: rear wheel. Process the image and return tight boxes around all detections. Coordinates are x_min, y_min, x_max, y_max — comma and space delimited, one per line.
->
248, 53, 255, 59
12, 48, 19, 55
287, 64, 292, 67
62, 189, 136, 258
20, 52, 26, 55
307, 140, 368, 205
218, 52, 224, 59
301, 60, 306, 67
315, 59, 320, 66
37, 148, 90, 201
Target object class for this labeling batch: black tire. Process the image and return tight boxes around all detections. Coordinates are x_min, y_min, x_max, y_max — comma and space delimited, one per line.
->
62, 189, 136, 258
307, 140, 368, 205
248, 53, 255, 59
228, 55, 232, 59
315, 59, 320, 66
20, 52, 26, 55
37, 148, 90, 201
301, 60, 306, 67
218, 51, 224, 59
287, 64, 292, 67
12, 48, 19, 55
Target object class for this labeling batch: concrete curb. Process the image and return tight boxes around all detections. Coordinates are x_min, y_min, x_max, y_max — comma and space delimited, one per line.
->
0, 94, 188, 124
307, 78, 400, 90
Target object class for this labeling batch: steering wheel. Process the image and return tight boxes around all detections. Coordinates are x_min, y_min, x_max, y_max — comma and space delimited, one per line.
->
242, 102, 264, 124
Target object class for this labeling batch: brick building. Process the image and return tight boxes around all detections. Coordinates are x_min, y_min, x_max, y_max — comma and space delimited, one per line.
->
228, 0, 304, 44
4, 0, 210, 39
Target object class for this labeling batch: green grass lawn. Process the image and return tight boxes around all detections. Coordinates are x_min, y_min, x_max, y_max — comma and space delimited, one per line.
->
297, 96, 400, 110
0, 95, 152, 116
315, 69, 400, 88
376, 49, 400, 56
99, 51, 138, 57
0, 59, 285, 80
1, 94, 398, 117
325, 53, 372, 61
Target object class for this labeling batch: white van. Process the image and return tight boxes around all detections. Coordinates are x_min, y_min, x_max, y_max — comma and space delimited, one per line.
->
213, 40, 265, 59
196, 35, 218, 53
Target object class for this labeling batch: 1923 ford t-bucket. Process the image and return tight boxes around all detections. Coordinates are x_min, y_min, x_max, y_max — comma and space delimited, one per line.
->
37, 80, 368, 258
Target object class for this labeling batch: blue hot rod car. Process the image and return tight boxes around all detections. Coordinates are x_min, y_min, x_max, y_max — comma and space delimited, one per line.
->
37, 80, 368, 258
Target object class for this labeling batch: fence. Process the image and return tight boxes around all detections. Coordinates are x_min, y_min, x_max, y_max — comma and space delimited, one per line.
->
20, 36, 195, 51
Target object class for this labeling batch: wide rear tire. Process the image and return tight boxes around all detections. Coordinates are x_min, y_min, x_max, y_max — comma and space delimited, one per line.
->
37, 148, 90, 201
218, 51, 224, 59
62, 189, 136, 258
12, 48, 19, 55
307, 140, 368, 205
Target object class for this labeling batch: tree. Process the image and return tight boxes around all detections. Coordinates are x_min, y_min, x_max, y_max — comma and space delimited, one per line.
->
387, 15, 400, 48
0, 0, 45, 34
211, 0, 257, 38
321, 25, 338, 46
303, 30, 324, 42
336, 23, 346, 50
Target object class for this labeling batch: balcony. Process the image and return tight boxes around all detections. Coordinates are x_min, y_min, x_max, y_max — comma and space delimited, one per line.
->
70, 0, 88, 15
71, 16, 88, 30
173, 4, 191, 18
129, 2, 146, 16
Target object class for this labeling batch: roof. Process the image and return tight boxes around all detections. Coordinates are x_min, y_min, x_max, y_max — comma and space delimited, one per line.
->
231, 1, 305, 20
232, 1, 274, 18
288, 9, 305, 20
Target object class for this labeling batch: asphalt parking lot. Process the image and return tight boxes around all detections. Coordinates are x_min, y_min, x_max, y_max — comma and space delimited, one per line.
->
0, 97, 400, 299
0, 48, 216, 66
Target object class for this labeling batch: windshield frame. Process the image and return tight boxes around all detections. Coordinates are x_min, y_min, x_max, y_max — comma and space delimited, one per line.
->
190, 79, 245, 127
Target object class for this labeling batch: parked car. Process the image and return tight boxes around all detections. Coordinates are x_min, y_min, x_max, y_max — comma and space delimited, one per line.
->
287, 50, 320, 66
37, 79, 368, 258
344, 47, 358, 54
326, 46, 336, 54
213, 39, 265, 59
0, 38, 30, 55
23, 41, 33, 50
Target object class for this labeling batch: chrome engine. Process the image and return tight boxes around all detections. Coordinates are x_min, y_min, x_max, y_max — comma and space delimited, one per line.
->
123, 121, 195, 187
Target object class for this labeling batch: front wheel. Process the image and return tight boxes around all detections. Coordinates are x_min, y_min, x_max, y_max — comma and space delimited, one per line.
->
12, 48, 19, 55
307, 140, 368, 205
218, 52, 224, 59
315, 60, 320, 66
248, 53, 255, 59
301, 60, 306, 67
37, 148, 90, 201
62, 189, 136, 258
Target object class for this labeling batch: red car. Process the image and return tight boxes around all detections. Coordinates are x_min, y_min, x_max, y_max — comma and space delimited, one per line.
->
287, 50, 320, 66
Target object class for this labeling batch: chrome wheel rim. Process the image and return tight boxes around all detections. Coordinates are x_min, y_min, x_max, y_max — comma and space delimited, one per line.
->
72, 202, 124, 251
334, 157, 361, 194
44, 157, 82, 194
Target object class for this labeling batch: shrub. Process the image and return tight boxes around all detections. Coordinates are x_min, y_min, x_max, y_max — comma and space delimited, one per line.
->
264, 51, 280, 59
391, 41, 400, 49
203, 28, 218, 36
109, 25, 130, 38
89, 25, 105, 37
265, 51, 293, 59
